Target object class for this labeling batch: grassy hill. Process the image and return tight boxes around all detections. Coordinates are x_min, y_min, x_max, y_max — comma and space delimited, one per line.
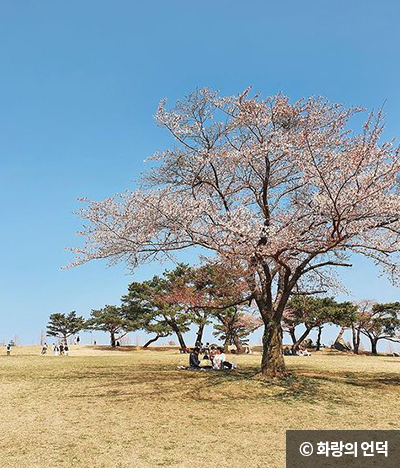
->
0, 346, 399, 467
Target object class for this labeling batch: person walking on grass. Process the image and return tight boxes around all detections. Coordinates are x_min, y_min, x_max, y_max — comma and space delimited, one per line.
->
6, 343, 11, 356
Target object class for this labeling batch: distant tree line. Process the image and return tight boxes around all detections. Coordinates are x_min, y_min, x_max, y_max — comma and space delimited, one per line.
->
47, 265, 400, 355
46, 264, 262, 352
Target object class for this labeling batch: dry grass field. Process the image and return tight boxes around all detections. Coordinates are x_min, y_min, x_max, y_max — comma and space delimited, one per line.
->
0, 346, 399, 468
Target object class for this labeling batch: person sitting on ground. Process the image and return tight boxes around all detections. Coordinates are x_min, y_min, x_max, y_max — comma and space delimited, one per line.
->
298, 348, 311, 357
189, 347, 201, 368
199, 353, 213, 369
213, 347, 235, 370
209, 345, 216, 360
283, 347, 292, 356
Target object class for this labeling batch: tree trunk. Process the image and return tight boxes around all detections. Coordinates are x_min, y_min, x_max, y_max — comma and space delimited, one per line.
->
260, 321, 287, 378
110, 331, 116, 348
356, 329, 361, 354
195, 324, 204, 346
165, 317, 187, 351
370, 338, 378, 356
174, 329, 187, 350
292, 326, 312, 353
143, 334, 161, 348
351, 325, 360, 354
233, 335, 244, 354
289, 328, 296, 346
223, 335, 229, 353
316, 326, 323, 351
334, 326, 346, 343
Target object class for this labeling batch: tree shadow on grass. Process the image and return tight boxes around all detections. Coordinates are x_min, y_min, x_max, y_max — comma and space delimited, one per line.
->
295, 369, 400, 391
62, 362, 400, 406
94, 346, 184, 353
188, 366, 400, 405
194, 367, 321, 403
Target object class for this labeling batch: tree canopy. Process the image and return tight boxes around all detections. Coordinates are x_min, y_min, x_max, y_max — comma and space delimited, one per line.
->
358, 302, 400, 355
47, 311, 85, 343
283, 296, 356, 351
86, 305, 140, 347
121, 267, 193, 349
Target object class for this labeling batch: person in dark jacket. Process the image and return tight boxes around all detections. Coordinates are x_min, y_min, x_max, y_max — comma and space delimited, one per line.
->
189, 347, 201, 368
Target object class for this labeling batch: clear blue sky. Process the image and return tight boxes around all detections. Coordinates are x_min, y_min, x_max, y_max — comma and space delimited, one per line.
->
0, 0, 399, 350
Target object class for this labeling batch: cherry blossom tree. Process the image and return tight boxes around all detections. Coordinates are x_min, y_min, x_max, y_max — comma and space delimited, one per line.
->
69, 88, 400, 377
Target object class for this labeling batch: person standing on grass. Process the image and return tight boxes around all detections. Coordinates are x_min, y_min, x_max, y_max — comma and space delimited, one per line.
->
59, 343, 64, 355
53, 345, 59, 357
6, 344, 11, 356
64, 344, 69, 356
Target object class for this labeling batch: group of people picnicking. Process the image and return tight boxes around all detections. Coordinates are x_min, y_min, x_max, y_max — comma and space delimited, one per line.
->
183, 343, 237, 371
